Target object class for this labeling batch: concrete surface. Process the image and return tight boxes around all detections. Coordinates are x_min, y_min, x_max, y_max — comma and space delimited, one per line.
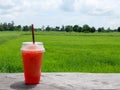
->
0, 73, 120, 90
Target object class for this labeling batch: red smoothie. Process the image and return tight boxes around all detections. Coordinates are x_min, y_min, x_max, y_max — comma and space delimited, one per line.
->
21, 43, 44, 84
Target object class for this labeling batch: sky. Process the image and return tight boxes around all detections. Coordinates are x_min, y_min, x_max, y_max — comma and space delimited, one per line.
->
0, 0, 120, 29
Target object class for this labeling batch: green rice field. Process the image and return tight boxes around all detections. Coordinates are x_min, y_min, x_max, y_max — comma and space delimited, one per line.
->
0, 31, 120, 73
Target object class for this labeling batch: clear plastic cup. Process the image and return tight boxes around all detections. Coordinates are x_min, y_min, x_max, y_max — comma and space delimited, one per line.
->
21, 42, 45, 84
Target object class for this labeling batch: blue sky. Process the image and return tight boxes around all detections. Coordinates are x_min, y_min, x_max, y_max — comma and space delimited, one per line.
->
0, 0, 120, 29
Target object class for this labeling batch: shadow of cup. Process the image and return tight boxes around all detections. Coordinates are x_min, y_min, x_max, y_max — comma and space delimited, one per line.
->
10, 81, 37, 90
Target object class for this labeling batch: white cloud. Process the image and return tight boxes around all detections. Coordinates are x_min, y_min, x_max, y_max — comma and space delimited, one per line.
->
0, 0, 120, 29
1, 0, 120, 16
0, 0, 63, 18
0, 0, 29, 17
31, 0, 62, 10
61, 0, 120, 16
61, 0, 75, 11
83, 0, 120, 16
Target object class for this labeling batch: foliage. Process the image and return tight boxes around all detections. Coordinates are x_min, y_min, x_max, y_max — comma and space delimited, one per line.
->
0, 21, 120, 33
98, 27, 105, 32
46, 26, 51, 31
61, 25, 65, 31
0, 21, 21, 31
82, 24, 91, 32
65, 25, 73, 32
23, 25, 31, 31
118, 27, 120, 32
90, 27, 96, 33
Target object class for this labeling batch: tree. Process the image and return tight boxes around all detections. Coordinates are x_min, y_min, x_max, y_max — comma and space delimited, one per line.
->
41, 25, 45, 31
0, 24, 4, 31
7, 22, 15, 31
90, 27, 96, 33
10, 21, 15, 30
114, 29, 117, 32
61, 25, 65, 31
117, 27, 120, 32
106, 27, 112, 32
82, 24, 90, 32
98, 27, 104, 32
46, 26, 51, 31
98, 28, 101, 32
16, 25, 22, 31
78, 26, 82, 32
65, 25, 73, 32
23, 25, 30, 31
73, 25, 79, 32
3, 23, 8, 31
55, 26, 60, 31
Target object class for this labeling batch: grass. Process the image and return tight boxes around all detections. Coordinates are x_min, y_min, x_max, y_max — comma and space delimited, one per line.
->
0, 31, 120, 73
0, 31, 21, 44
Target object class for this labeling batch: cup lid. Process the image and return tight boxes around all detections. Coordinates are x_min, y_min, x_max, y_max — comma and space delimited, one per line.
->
21, 42, 45, 52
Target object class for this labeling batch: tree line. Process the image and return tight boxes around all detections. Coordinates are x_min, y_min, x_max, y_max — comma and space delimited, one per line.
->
0, 21, 120, 32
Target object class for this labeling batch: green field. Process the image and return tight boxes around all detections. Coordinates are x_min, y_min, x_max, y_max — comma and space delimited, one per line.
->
0, 31, 120, 73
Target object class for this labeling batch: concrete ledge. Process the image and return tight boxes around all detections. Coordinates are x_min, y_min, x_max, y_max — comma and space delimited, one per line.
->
0, 73, 120, 90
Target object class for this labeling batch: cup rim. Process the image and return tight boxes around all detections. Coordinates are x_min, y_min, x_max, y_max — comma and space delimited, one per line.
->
22, 42, 43, 45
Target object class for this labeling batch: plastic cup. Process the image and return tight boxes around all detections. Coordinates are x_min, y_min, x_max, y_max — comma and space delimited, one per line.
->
21, 42, 45, 84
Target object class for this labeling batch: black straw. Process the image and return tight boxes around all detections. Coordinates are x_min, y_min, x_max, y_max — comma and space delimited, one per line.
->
32, 24, 35, 44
